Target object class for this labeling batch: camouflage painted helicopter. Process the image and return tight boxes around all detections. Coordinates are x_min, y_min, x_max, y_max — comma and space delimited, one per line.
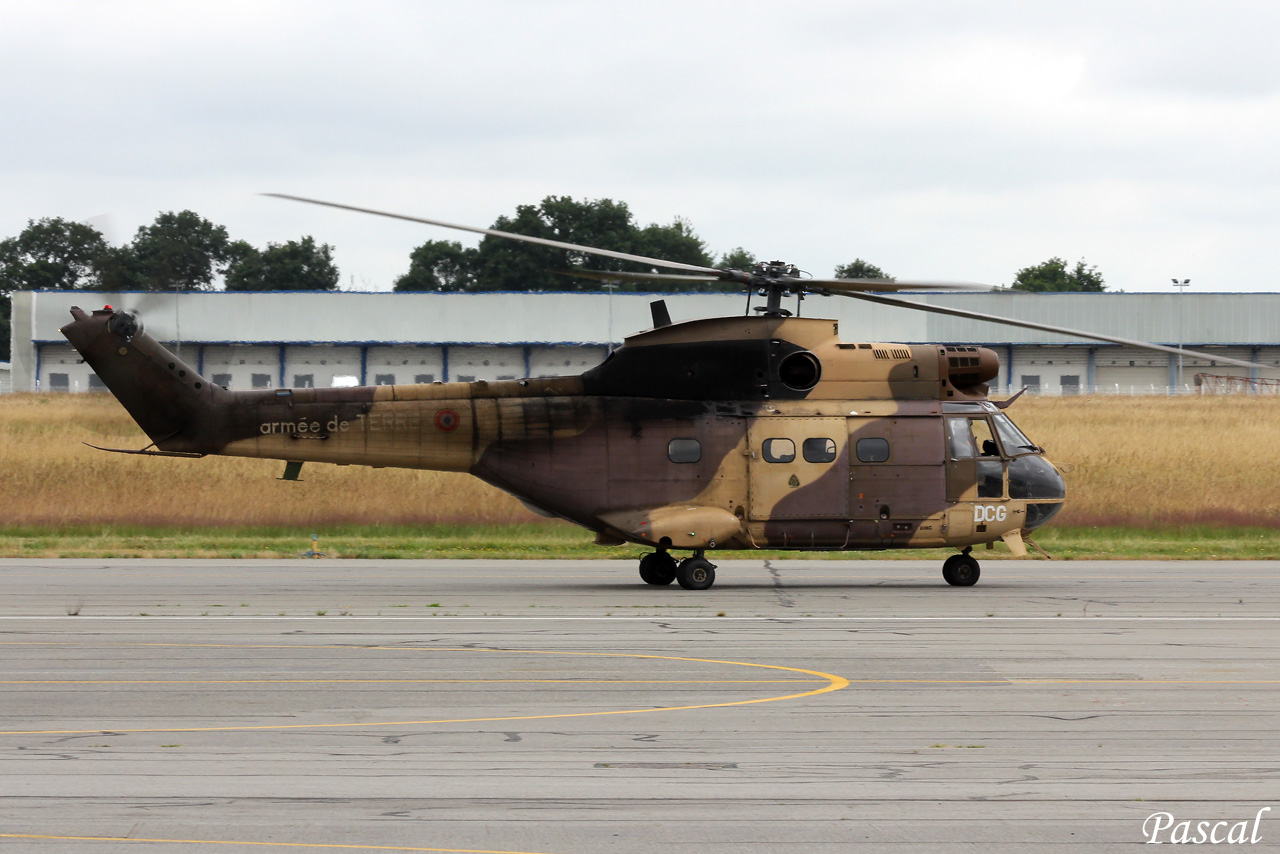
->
60, 196, 1261, 590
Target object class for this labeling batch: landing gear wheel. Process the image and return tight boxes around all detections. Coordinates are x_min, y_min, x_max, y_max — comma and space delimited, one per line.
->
676, 557, 716, 590
639, 552, 677, 586
942, 553, 980, 587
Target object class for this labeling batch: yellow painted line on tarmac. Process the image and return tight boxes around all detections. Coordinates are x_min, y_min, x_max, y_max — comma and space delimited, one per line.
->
0, 641, 428, 649
8, 677, 1271, 686
0, 648, 849, 736
0, 643, 575, 649
0, 834, 556, 853
1010, 678, 1280, 684
2, 678, 813, 685
842, 678, 1280, 685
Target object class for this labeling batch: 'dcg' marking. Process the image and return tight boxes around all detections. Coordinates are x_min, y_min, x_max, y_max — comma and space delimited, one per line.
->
0, 647, 849, 736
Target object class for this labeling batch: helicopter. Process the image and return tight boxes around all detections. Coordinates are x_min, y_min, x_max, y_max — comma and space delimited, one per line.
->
58, 195, 1264, 590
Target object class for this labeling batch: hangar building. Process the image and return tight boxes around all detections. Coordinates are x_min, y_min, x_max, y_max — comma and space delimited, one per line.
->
9, 289, 1280, 395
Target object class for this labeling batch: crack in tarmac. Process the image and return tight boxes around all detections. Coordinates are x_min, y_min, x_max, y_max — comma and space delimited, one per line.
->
765, 561, 795, 609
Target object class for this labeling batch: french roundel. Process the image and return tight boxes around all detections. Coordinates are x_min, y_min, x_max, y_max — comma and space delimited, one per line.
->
435, 409, 459, 432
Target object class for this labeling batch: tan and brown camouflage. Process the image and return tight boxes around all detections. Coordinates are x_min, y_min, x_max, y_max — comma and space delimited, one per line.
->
60, 302, 1066, 589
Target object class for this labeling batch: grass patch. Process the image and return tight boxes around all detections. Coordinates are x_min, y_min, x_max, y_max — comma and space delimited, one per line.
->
1, 523, 1277, 560
1030, 525, 1280, 560
0, 522, 598, 559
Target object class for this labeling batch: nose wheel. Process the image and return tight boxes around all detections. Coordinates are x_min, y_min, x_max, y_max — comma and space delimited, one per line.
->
942, 551, 980, 586
676, 556, 716, 590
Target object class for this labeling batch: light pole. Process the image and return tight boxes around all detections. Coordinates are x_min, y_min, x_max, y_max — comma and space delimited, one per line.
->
173, 285, 181, 359
1171, 278, 1190, 392
605, 280, 615, 355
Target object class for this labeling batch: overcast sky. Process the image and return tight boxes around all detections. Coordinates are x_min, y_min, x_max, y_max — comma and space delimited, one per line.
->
4, 0, 1279, 294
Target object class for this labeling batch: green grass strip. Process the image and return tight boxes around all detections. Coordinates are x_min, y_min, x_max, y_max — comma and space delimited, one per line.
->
0, 523, 1277, 560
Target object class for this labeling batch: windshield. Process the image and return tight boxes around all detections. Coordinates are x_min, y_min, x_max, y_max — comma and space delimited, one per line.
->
993, 412, 1039, 455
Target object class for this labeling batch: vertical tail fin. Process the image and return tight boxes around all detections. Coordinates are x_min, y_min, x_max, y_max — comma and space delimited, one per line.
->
61, 306, 229, 453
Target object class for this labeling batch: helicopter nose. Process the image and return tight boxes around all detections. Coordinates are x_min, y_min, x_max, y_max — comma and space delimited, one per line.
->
1008, 454, 1066, 530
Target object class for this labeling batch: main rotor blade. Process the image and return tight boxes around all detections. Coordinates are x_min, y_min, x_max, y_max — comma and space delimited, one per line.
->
840, 290, 1264, 370
807, 278, 1005, 294
558, 269, 724, 285
264, 193, 722, 276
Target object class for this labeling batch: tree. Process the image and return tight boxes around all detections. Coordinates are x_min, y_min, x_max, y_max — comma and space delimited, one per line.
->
539, 196, 638, 266
0, 217, 109, 291
834, 259, 894, 281
1012, 257, 1106, 292
465, 196, 733, 293
224, 236, 339, 291
470, 204, 558, 292
394, 240, 477, 292
717, 247, 757, 271
635, 217, 713, 271
92, 244, 145, 292
131, 210, 231, 291
474, 197, 637, 292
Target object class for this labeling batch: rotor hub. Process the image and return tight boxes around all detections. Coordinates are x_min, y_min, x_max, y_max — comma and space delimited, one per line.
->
753, 260, 801, 278
741, 261, 808, 317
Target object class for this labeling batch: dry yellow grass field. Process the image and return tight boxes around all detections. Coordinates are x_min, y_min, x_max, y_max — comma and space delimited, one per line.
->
1005, 394, 1280, 526
0, 394, 534, 527
2, 392, 1278, 528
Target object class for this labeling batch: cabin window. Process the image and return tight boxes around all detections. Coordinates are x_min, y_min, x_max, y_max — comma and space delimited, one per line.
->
855, 437, 890, 463
802, 437, 837, 463
762, 438, 796, 463
668, 438, 702, 463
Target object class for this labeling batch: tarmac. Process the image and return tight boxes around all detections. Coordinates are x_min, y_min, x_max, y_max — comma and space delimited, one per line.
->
1, 557, 1278, 852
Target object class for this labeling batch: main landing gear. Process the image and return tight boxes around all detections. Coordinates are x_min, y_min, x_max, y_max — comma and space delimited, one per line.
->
638, 544, 717, 590
942, 548, 980, 587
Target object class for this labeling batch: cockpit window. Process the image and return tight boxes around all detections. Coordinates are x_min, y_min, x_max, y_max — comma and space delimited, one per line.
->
947, 417, 1000, 459
993, 413, 1038, 456
972, 419, 998, 456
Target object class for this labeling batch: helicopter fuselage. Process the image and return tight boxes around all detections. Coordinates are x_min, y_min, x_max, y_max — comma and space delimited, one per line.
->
61, 306, 1066, 558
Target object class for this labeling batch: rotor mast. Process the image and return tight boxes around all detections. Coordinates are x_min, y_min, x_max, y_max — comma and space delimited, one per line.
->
717, 260, 808, 318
